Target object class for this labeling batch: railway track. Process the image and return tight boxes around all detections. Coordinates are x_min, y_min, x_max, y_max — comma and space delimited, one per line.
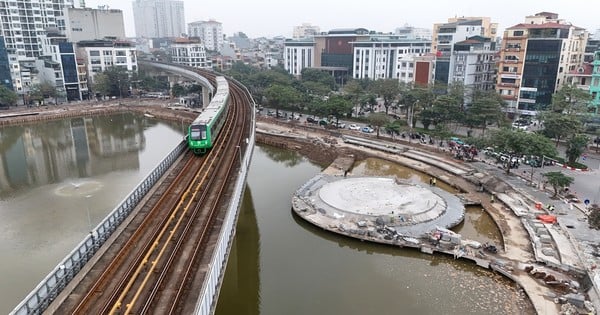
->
51, 71, 252, 314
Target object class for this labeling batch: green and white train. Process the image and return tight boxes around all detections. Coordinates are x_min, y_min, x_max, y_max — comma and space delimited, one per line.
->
188, 76, 230, 154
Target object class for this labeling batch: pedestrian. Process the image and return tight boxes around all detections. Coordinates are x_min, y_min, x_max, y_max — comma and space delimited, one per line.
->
432, 178, 437, 186
490, 194, 495, 203
429, 177, 433, 186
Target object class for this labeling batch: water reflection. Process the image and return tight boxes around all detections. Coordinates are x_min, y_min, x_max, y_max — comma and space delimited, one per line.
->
216, 145, 533, 315
0, 113, 147, 198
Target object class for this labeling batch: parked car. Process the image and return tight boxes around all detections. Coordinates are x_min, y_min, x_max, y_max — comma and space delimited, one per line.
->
306, 117, 318, 124
349, 124, 361, 130
362, 126, 374, 133
334, 122, 346, 129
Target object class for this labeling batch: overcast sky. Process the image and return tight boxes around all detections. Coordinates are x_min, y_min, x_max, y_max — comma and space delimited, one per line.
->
84, 0, 598, 38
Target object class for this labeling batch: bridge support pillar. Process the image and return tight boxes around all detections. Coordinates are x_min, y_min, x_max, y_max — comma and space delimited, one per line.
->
202, 86, 211, 107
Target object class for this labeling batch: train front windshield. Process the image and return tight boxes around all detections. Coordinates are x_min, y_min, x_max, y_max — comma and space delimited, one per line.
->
190, 125, 207, 140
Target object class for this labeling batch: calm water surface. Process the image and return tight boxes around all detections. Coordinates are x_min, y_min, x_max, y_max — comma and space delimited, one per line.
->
216, 146, 534, 315
0, 116, 533, 314
0, 113, 184, 313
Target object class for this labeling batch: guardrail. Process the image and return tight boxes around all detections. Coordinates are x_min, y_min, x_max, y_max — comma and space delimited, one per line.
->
10, 140, 187, 315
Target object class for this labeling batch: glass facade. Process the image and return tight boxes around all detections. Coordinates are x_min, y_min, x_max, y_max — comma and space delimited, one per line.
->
519, 39, 561, 111
0, 37, 13, 91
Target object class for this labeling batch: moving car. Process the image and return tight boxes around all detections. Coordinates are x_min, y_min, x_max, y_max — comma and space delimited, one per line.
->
361, 126, 374, 133
349, 124, 361, 130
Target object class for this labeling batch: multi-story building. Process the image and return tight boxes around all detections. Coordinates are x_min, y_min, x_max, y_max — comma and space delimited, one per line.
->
496, 12, 588, 116
283, 39, 314, 77
36, 32, 85, 101
76, 40, 137, 83
132, 0, 185, 38
0, 0, 74, 95
432, 17, 498, 85
293, 23, 320, 39
0, 36, 12, 91
170, 37, 210, 69
590, 51, 600, 112
395, 25, 432, 40
450, 36, 497, 104
187, 20, 223, 52
351, 36, 431, 82
65, 7, 126, 42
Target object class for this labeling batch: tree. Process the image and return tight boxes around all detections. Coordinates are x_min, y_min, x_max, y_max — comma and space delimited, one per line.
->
343, 80, 364, 116
0, 85, 17, 108
540, 112, 582, 147
565, 134, 589, 164
370, 79, 400, 114
367, 112, 391, 138
324, 95, 353, 122
264, 84, 302, 115
29, 81, 58, 105
301, 68, 335, 89
92, 67, 131, 98
171, 83, 186, 97
588, 204, 600, 229
551, 84, 593, 115
466, 91, 506, 136
488, 128, 557, 174
543, 171, 574, 198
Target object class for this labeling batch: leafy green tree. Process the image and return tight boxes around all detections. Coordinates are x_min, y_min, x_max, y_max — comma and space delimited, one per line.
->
171, 83, 185, 97
488, 128, 557, 174
565, 134, 589, 164
367, 112, 391, 138
540, 112, 582, 147
264, 84, 302, 115
551, 84, 593, 114
92, 67, 131, 98
301, 68, 335, 89
0, 85, 17, 107
588, 204, 600, 229
301, 81, 331, 98
370, 79, 400, 114
384, 119, 406, 138
343, 80, 364, 116
29, 82, 58, 105
466, 90, 506, 136
432, 95, 463, 127
543, 171, 574, 198
324, 95, 353, 122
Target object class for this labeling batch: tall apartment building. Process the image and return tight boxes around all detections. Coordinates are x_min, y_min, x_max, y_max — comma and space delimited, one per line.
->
450, 36, 497, 104
293, 23, 320, 39
0, 0, 74, 94
65, 7, 126, 42
351, 36, 431, 82
187, 20, 223, 51
170, 37, 210, 69
432, 17, 498, 85
283, 39, 314, 76
132, 0, 185, 38
496, 12, 588, 116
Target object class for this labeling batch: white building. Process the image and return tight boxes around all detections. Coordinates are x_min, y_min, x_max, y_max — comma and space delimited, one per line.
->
65, 7, 126, 42
450, 36, 497, 104
395, 25, 432, 40
293, 23, 320, 39
170, 38, 211, 69
36, 32, 87, 101
283, 39, 314, 77
76, 40, 137, 83
133, 0, 185, 38
351, 37, 431, 82
187, 20, 223, 51
0, 0, 74, 94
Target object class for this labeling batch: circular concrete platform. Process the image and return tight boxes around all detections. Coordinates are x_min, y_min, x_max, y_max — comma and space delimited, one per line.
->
318, 177, 446, 224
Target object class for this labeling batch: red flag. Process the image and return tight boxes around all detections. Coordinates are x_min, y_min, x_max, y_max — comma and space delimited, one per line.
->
436, 50, 442, 57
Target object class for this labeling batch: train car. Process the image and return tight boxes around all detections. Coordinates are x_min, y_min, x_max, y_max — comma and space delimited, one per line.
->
188, 76, 230, 154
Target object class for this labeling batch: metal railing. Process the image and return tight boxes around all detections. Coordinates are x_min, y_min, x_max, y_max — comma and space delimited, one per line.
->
10, 140, 187, 315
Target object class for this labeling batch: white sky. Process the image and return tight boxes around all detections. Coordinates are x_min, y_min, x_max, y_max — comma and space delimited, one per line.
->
83, 0, 599, 38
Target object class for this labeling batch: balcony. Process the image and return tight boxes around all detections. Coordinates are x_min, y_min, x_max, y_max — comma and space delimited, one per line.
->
504, 47, 521, 52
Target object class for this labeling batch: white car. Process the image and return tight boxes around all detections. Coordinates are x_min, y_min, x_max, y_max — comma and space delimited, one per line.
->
349, 124, 361, 130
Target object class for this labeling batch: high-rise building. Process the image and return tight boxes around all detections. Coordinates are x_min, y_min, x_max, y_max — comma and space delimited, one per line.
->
132, 0, 185, 38
188, 20, 223, 51
0, 0, 75, 94
65, 7, 126, 42
37, 32, 85, 101
450, 36, 497, 104
293, 23, 320, 39
496, 12, 588, 116
431, 17, 498, 85
77, 40, 137, 84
